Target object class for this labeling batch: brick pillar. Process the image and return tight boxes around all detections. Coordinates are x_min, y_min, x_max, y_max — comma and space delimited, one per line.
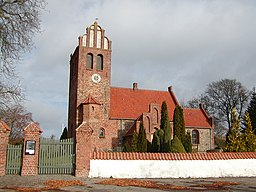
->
21, 122, 42, 176
0, 121, 11, 176
75, 122, 93, 177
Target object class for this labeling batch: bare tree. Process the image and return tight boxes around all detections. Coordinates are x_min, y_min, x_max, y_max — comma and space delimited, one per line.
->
0, 104, 34, 144
0, 0, 45, 74
185, 95, 228, 136
185, 79, 250, 136
206, 79, 249, 131
0, 79, 23, 109
0, 0, 45, 110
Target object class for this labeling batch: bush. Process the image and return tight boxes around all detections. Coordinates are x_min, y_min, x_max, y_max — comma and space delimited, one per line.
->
123, 142, 131, 152
170, 136, 186, 153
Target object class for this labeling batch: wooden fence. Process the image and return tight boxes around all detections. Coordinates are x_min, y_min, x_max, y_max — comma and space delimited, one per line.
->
38, 138, 74, 174
5, 144, 22, 175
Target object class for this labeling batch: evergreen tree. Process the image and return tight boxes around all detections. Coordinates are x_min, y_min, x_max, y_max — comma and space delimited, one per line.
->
242, 112, 256, 152
173, 105, 186, 145
247, 91, 256, 134
225, 108, 245, 152
151, 129, 164, 152
123, 142, 131, 152
137, 122, 147, 152
151, 130, 160, 152
60, 127, 68, 140
131, 131, 138, 152
160, 101, 172, 152
147, 140, 152, 152
158, 129, 164, 152
170, 136, 186, 153
184, 131, 192, 153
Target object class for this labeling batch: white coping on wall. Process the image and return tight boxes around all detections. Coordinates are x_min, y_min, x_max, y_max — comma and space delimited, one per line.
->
89, 159, 256, 178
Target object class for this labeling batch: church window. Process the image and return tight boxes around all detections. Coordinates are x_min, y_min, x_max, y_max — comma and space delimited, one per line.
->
96, 54, 103, 70
86, 53, 93, 69
99, 128, 105, 138
89, 29, 94, 47
96, 30, 102, 48
145, 116, 150, 133
104, 37, 109, 49
82, 35, 87, 46
192, 130, 199, 144
153, 108, 158, 124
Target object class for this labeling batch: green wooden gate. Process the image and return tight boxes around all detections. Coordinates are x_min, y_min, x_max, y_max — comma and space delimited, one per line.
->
38, 138, 74, 174
6, 144, 22, 175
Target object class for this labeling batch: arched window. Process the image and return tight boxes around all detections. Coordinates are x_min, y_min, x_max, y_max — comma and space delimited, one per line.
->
99, 128, 105, 138
145, 116, 150, 133
192, 130, 199, 144
96, 30, 102, 48
86, 53, 93, 69
89, 29, 94, 47
104, 37, 109, 49
153, 108, 158, 124
96, 54, 103, 70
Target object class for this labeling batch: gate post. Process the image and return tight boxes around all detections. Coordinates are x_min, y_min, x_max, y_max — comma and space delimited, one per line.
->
0, 121, 11, 176
21, 122, 42, 176
75, 122, 93, 177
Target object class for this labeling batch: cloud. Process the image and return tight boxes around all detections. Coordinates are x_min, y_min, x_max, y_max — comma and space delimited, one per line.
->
18, 0, 256, 137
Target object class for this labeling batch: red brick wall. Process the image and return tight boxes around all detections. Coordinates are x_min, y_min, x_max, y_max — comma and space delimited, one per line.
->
21, 123, 42, 176
90, 120, 120, 151
0, 121, 10, 176
68, 22, 112, 140
142, 103, 161, 142
68, 48, 79, 138
75, 123, 93, 177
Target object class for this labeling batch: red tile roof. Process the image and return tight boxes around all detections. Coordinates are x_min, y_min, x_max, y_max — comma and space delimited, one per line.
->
183, 108, 212, 128
0, 120, 11, 131
82, 94, 101, 105
110, 86, 213, 128
110, 87, 178, 120
91, 152, 256, 160
24, 122, 43, 133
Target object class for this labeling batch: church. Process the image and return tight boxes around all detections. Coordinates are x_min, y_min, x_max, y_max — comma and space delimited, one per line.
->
68, 21, 214, 152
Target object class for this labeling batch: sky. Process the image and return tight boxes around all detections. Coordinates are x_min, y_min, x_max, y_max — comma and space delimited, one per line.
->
18, 0, 256, 138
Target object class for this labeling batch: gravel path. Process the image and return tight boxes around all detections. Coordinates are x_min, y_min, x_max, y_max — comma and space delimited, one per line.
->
0, 175, 256, 191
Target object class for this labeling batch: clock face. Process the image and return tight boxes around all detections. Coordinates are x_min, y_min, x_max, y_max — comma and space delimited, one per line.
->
91, 74, 101, 83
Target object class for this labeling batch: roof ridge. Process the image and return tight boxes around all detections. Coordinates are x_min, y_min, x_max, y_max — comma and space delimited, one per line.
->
183, 107, 201, 110
110, 86, 169, 93
0, 120, 11, 131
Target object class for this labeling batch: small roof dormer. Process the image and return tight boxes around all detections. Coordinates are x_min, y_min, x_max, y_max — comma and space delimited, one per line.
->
81, 94, 101, 106
79, 19, 111, 50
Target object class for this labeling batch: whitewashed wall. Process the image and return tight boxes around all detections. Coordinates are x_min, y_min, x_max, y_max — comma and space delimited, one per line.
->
89, 159, 256, 178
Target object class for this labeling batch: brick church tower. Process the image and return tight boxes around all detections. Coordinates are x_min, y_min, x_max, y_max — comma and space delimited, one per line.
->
68, 21, 214, 152
68, 20, 112, 138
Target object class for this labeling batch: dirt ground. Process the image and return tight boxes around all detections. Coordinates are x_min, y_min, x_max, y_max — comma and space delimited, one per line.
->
0, 175, 256, 191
